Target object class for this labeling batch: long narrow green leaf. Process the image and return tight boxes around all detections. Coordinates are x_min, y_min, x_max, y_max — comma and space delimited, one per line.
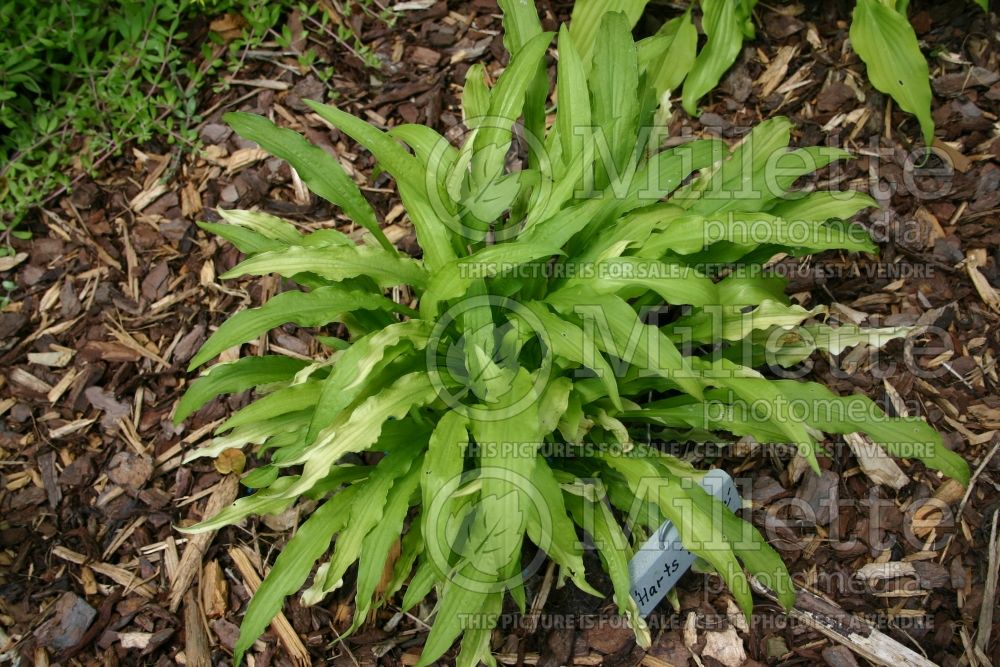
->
554, 25, 590, 175
568, 0, 649, 66
175, 356, 308, 423
189, 286, 402, 370
305, 320, 433, 444
590, 12, 640, 186
641, 10, 698, 100
223, 112, 393, 253
232, 485, 360, 665
682, 0, 746, 115
304, 99, 459, 270
221, 243, 429, 289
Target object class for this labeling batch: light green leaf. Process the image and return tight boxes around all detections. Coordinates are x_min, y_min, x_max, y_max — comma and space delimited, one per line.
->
421, 411, 470, 576
568, 0, 649, 66
275, 372, 440, 500
850, 0, 934, 146
590, 11, 640, 180
305, 442, 424, 605
565, 489, 651, 647
217, 380, 322, 433
221, 244, 429, 289
307, 320, 434, 443
682, 0, 746, 115
554, 26, 590, 174
641, 10, 698, 99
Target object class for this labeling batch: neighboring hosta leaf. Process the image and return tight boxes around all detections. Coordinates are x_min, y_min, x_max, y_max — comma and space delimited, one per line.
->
223, 112, 394, 253
640, 9, 697, 100
568, 0, 649, 66
850, 0, 934, 146
682, 0, 746, 115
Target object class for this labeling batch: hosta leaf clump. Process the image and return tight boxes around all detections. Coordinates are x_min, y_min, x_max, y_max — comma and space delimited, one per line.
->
177, 5, 970, 666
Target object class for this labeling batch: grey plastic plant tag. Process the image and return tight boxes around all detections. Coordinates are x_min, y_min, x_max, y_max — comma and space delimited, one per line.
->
627, 469, 742, 617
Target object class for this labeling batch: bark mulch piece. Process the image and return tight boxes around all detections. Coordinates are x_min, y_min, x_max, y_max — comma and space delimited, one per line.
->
1, 1, 998, 666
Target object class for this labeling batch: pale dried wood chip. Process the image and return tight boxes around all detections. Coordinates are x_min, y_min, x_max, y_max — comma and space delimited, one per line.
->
226, 78, 290, 90
47, 367, 79, 404
119, 632, 153, 649
750, 578, 937, 667
757, 45, 799, 97
0, 252, 28, 272
290, 167, 310, 204
130, 182, 169, 213
225, 147, 270, 173
52, 546, 157, 597
28, 349, 75, 368
855, 561, 917, 583
183, 590, 212, 667
106, 324, 169, 367
844, 433, 909, 490
392, 0, 436, 9
965, 251, 1000, 311
775, 64, 813, 95
167, 475, 240, 612
702, 627, 747, 667
49, 418, 97, 440
150, 287, 200, 314
38, 281, 61, 312
10, 368, 53, 393
976, 509, 999, 655
201, 560, 228, 619
229, 546, 310, 667
181, 182, 203, 217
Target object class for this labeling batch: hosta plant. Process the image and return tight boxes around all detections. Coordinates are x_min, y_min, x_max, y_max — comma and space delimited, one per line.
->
177, 4, 970, 666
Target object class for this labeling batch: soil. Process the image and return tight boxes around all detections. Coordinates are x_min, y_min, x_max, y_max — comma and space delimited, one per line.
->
1, 1, 998, 666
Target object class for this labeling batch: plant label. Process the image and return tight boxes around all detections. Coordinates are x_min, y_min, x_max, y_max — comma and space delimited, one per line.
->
628, 469, 741, 617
